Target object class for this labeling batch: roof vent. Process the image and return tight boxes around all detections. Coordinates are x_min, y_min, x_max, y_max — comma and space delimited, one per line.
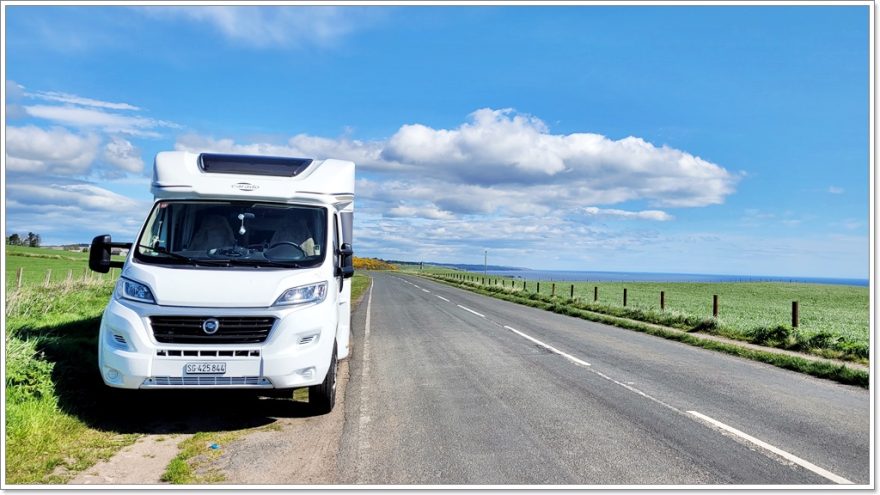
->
199, 153, 313, 177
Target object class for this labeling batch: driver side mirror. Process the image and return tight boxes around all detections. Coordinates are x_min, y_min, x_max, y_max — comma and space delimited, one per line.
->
88, 234, 129, 273
339, 243, 354, 279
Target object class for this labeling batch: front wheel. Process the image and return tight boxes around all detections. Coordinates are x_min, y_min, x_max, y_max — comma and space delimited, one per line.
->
309, 343, 337, 414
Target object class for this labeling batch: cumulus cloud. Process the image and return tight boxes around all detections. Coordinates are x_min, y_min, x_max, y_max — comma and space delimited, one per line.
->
149, 6, 369, 48
6, 126, 101, 175
581, 207, 673, 222
103, 137, 144, 173
178, 108, 738, 217
385, 204, 455, 220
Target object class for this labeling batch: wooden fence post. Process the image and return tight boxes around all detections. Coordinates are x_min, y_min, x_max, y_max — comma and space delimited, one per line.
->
792, 301, 799, 328
44, 269, 52, 287
594, 286, 598, 302
16, 267, 23, 289
623, 288, 627, 307
660, 291, 665, 311
551, 283, 556, 297
713, 295, 719, 318
537, 282, 540, 293
570, 284, 574, 299
523, 280, 527, 291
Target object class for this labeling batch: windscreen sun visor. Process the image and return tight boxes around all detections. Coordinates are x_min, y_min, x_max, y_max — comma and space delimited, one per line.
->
199, 153, 313, 177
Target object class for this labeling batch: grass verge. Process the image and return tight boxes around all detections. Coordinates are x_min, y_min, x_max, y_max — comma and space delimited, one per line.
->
5, 280, 141, 484
161, 430, 252, 484
420, 274, 869, 388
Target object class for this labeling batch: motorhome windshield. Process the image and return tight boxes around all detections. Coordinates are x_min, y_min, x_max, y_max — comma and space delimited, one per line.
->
134, 201, 327, 268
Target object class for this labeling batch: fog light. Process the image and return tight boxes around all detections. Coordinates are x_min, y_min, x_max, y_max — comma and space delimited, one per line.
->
297, 367, 316, 380
106, 368, 120, 380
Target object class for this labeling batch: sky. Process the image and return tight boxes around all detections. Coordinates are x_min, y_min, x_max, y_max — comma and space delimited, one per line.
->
3, 4, 871, 278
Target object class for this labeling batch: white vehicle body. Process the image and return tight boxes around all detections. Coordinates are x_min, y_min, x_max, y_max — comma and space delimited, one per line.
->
92, 151, 354, 404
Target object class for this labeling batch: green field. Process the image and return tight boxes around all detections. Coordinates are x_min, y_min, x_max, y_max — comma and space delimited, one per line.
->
413, 267, 869, 363
4, 248, 371, 484
5, 245, 125, 290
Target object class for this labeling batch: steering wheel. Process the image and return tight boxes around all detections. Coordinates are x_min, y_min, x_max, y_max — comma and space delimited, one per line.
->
267, 241, 306, 257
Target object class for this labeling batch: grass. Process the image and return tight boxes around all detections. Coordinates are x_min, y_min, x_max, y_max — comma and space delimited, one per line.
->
6, 245, 124, 290
161, 430, 250, 484
350, 272, 371, 302
5, 279, 140, 484
416, 268, 869, 364
415, 273, 869, 388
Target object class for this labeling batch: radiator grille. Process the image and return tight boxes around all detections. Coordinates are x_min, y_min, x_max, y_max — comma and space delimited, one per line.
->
149, 316, 275, 344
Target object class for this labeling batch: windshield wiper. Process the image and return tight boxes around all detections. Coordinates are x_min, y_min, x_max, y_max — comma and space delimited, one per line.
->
226, 258, 303, 269
136, 244, 229, 266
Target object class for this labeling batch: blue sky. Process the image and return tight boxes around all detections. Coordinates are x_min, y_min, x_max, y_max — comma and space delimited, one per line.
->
3, 5, 870, 278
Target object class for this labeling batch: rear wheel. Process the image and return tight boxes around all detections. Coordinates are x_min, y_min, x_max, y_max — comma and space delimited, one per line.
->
309, 343, 337, 414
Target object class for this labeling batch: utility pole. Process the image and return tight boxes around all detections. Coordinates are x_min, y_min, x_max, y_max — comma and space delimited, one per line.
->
484, 250, 488, 276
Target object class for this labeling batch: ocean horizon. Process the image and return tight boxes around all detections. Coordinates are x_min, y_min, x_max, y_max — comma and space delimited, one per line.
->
481, 269, 868, 287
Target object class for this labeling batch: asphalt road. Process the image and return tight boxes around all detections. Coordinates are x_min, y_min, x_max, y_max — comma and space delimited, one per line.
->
337, 272, 870, 486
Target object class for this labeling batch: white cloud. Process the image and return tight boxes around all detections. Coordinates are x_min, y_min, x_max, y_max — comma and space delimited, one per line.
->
6, 126, 101, 175
829, 186, 844, 194
581, 207, 673, 221
24, 104, 177, 137
103, 137, 144, 173
25, 90, 140, 111
149, 6, 368, 48
385, 204, 455, 220
7, 182, 141, 211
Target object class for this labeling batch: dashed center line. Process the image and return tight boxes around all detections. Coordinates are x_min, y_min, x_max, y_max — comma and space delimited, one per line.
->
687, 411, 853, 485
422, 289, 430, 293
436, 295, 450, 302
456, 304, 485, 318
503, 325, 591, 368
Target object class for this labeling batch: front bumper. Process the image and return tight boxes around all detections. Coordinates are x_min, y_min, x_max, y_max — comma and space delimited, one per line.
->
98, 297, 336, 389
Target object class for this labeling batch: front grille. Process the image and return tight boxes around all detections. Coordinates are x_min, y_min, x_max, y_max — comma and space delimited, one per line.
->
149, 316, 276, 344
146, 376, 265, 386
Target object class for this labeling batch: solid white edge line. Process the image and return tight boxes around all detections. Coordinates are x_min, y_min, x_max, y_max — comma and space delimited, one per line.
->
503, 325, 591, 367
436, 295, 450, 302
457, 304, 485, 318
687, 411, 853, 485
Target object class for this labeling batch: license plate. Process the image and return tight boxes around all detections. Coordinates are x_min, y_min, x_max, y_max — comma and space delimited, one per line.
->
184, 362, 227, 374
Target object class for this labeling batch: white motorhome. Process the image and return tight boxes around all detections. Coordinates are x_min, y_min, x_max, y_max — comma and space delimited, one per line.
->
88, 151, 355, 413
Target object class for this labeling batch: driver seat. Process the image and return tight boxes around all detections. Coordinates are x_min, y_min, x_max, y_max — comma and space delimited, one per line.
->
269, 218, 316, 256
189, 215, 235, 251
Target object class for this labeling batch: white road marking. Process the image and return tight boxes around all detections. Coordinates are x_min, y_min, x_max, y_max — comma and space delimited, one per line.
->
687, 411, 853, 485
436, 295, 450, 302
356, 280, 375, 482
457, 305, 485, 318
422, 289, 430, 293
413, 284, 421, 289
503, 325, 591, 368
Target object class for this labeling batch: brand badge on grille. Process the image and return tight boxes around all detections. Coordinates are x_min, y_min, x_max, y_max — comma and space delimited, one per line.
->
202, 318, 220, 335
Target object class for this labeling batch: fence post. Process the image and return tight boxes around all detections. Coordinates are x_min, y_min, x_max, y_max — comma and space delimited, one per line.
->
44, 269, 52, 287
551, 283, 555, 297
792, 301, 799, 328
523, 280, 526, 291
537, 282, 540, 294
594, 286, 598, 302
623, 288, 627, 307
713, 295, 719, 318
570, 284, 574, 299
660, 291, 665, 311
16, 267, 23, 289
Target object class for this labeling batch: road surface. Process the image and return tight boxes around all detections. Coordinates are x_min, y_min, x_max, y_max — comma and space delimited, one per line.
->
337, 272, 870, 485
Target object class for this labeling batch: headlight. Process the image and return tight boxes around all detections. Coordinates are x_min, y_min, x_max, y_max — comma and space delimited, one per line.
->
115, 277, 156, 304
273, 282, 327, 307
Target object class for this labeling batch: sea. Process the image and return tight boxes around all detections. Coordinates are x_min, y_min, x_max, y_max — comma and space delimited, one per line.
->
482, 269, 869, 287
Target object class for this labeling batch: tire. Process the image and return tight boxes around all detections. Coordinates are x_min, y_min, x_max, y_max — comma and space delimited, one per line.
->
309, 343, 337, 414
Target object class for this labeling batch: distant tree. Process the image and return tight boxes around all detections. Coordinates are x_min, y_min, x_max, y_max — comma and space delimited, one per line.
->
26, 232, 41, 248
7, 233, 21, 245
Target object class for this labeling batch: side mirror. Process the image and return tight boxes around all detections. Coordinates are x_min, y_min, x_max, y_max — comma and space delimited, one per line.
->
88, 234, 128, 273
339, 243, 354, 279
